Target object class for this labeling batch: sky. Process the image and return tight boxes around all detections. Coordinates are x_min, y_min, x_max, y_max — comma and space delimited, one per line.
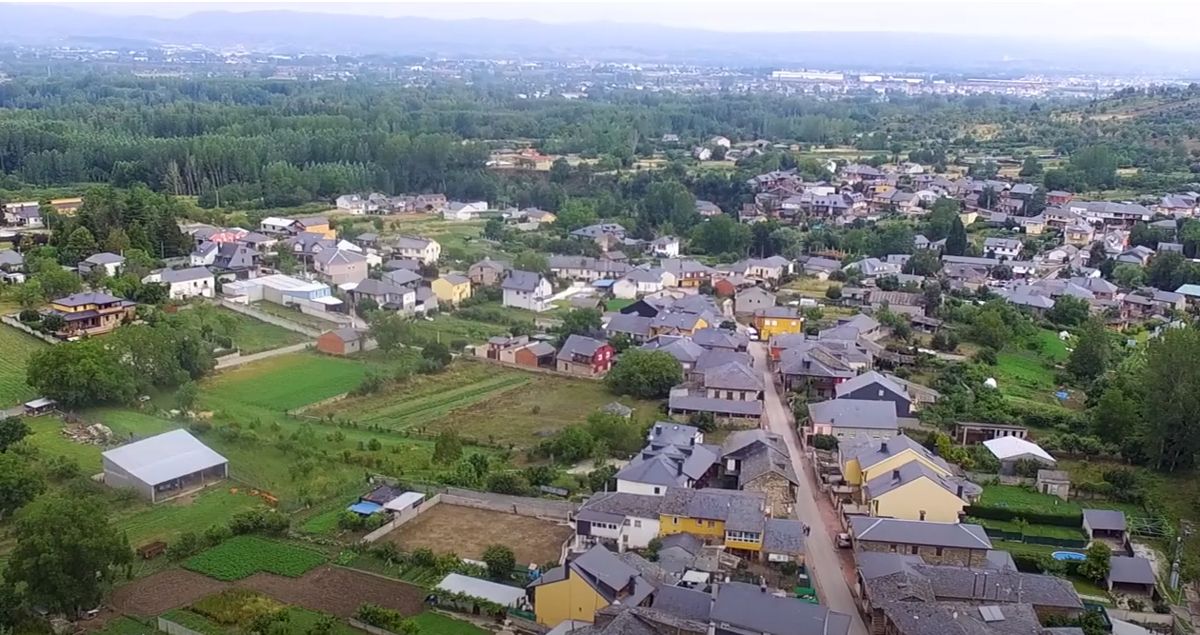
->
39, 0, 1200, 45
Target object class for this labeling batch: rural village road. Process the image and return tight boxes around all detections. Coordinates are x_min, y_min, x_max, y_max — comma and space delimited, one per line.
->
749, 341, 869, 635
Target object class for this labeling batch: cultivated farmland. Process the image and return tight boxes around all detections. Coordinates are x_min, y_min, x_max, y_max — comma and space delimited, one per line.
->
185, 536, 327, 581
0, 325, 45, 407
381, 504, 572, 565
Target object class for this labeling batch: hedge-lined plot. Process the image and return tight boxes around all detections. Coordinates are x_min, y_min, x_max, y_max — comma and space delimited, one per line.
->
185, 536, 326, 581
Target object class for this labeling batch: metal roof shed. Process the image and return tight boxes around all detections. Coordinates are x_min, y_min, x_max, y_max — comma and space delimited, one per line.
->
435, 573, 526, 607
102, 429, 228, 503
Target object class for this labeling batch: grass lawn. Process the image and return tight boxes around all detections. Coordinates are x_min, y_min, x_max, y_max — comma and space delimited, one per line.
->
185, 536, 327, 581
781, 276, 835, 299
250, 302, 343, 331
409, 313, 512, 345
94, 616, 157, 635
317, 361, 661, 449
605, 298, 635, 311
978, 485, 1082, 516
989, 539, 1061, 558
112, 488, 268, 547
0, 324, 46, 407
993, 329, 1080, 410
214, 308, 307, 354
410, 611, 489, 635
161, 609, 229, 635
968, 516, 1087, 541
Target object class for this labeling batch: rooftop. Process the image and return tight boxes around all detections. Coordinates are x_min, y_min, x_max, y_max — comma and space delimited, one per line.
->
101, 429, 227, 487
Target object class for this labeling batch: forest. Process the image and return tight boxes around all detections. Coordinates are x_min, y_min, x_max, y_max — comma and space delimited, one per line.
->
1, 76, 1199, 215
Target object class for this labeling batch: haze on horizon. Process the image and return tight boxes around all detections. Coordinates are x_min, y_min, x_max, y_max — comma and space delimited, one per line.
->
53, 0, 1200, 49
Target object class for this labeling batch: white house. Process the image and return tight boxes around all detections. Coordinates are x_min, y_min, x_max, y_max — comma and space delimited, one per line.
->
443, 201, 489, 221
501, 270, 553, 312
611, 268, 676, 300
143, 267, 215, 300
651, 236, 681, 258
79, 252, 125, 278
710, 135, 732, 148
260, 216, 299, 234
391, 236, 441, 265
983, 237, 1023, 259
574, 491, 663, 551
335, 194, 368, 214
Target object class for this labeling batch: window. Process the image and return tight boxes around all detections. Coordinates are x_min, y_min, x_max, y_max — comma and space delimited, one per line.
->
623, 519, 631, 526
935, 547, 944, 556
708, 520, 715, 528
919, 510, 927, 521
634, 520, 642, 528
672, 517, 678, 525
653, 487, 661, 495
910, 545, 919, 555
889, 544, 898, 553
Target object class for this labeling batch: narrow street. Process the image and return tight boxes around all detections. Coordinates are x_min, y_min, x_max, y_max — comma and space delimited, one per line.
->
749, 341, 869, 635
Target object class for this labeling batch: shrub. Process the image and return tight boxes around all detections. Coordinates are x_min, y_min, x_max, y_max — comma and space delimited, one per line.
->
227, 509, 290, 536
482, 544, 516, 580
167, 531, 204, 560
811, 434, 838, 451
191, 589, 284, 626
356, 604, 416, 634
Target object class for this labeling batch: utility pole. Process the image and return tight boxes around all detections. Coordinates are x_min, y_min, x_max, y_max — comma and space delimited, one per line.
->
1170, 520, 1191, 591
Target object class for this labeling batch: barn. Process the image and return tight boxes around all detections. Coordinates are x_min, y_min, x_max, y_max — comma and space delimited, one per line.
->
102, 429, 229, 503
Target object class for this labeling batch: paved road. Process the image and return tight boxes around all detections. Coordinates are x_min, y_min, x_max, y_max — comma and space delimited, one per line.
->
749, 341, 868, 635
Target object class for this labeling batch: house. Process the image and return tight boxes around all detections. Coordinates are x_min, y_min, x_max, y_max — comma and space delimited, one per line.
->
615, 423, 718, 495
316, 328, 368, 356
549, 256, 631, 282
799, 256, 843, 279
468, 258, 510, 286
695, 200, 722, 217
844, 257, 902, 279
982, 437, 1055, 475
611, 268, 675, 299
502, 270, 553, 312
1107, 556, 1156, 596
556, 335, 614, 377
431, 274, 472, 306
850, 517, 993, 567
443, 201, 489, 220
753, 307, 803, 340
955, 422, 1028, 445
44, 291, 137, 338
49, 197, 82, 214
1036, 470, 1071, 500
509, 341, 557, 368
77, 252, 125, 278
192, 242, 258, 275
707, 582, 850, 635
834, 371, 913, 417
391, 236, 441, 265
3, 202, 43, 228
778, 343, 859, 399
668, 362, 764, 422
312, 247, 368, 285
661, 259, 715, 288
606, 314, 655, 344
349, 278, 416, 311
839, 435, 951, 487
807, 399, 898, 441
527, 544, 662, 627
1083, 509, 1128, 545
573, 491, 666, 552
983, 237, 1022, 259
143, 267, 215, 300
734, 286, 776, 316
290, 215, 334, 239
335, 194, 368, 213
721, 429, 798, 517
102, 429, 228, 503
650, 236, 680, 258
862, 460, 977, 522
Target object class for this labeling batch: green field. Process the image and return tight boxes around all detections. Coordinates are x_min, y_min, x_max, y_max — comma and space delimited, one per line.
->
214, 308, 308, 354
994, 329, 1078, 409
410, 611, 489, 635
185, 536, 327, 581
0, 325, 46, 407
978, 485, 1082, 515
409, 313, 513, 345
113, 488, 269, 547
967, 516, 1087, 541
316, 361, 659, 448
249, 302, 343, 332
605, 298, 635, 311
94, 616, 158, 635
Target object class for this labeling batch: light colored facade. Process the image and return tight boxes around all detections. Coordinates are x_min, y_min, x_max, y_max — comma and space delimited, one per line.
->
431, 275, 472, 306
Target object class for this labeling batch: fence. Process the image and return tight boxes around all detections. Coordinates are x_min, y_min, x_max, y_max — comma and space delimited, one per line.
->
156, 617, 206, 635
0, 314, 61, 344
349, 618, 406, 635
362, 493, 443, 543
217, 299, 327, 337
965, 472, 1034, 487
441, 487, 577, 521
1106, 608, 1175, 628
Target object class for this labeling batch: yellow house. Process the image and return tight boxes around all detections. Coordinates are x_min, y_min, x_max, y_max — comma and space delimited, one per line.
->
649, 313, 708, 338
295, 215, 336, 239
752, 307, 803, 340
431, 274, 472, 306
658, 488, 766, 557
46, 291, 137, 337
862, 461, 972, 523
528, 545, 657, 627
840, 434, 952, 486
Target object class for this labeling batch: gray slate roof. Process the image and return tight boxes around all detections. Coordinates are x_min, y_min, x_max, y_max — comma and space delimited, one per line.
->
808, 398, 898, 430
834, 370, 910, 401
851, 517, 992, 550
702, 361, 763, 391
159, 267, 213, 283
710, 582, 850, 635
1084, 509, 1127, 532
501, 269, 545, 292
557, 334, 607, 362
1108, 556, 1156, 586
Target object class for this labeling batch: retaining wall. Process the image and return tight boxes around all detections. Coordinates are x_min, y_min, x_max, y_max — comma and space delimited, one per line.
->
0, 314, 61, 344
156, 617, 206, 635
441, 487, 576, 520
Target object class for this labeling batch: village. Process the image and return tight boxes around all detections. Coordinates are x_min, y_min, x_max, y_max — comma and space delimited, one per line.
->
0, 142, 1196, 635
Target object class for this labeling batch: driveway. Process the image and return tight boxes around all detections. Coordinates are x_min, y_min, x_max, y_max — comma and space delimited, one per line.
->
749, 341, 868, 635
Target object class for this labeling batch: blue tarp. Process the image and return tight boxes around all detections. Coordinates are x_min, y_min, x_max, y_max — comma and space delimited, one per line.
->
348, 501, 383, 515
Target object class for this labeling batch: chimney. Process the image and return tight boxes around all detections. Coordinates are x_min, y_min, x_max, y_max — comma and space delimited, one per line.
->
892, 469, 901, 481
957, 484, 964, 498
880, 440, 888, 452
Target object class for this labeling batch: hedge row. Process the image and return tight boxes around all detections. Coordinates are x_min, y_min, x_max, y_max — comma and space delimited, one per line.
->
964, 504, 1082, 528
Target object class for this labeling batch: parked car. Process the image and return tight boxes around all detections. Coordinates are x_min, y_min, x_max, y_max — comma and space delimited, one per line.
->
836, 532, 851, 548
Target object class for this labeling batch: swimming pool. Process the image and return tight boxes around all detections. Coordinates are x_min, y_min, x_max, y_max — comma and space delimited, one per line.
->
1051, 551, 1086, 561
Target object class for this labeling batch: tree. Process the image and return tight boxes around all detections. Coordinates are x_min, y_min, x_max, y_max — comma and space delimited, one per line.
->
557, 308, 602, 344
925, 198, 960, 240
1112, 263, 1145, 289
6, 494, 132, 617
421, 341, 452, 368
1092, 386, 1139, 445
34, 264, 83, 299
355, 298, 379, 318
275, 249, 299, 275
62, 226, 98, 265
1080, 542, 1112, 582
174, 381, 199, 412
1018, 156, 1043, 177
483, 217, 505, 240
1067, 319, 1110, 382
13, 280, 44, 309
944, 217, 968, 256
978, 186, 998, 210
903, 250, 941, 277
1071, 145, 1118, 191
369, 312, 411, 353
432, 431, 463, 464
1146, 251, 1186, 290
642, 180, 697, 231
555, 199, 598, 232
513, 251, 549, 274
482, 544, 516, 580
1047, 295, 1090, 327
605, 350, 682, 399
0, 417, 28, 452
549, 158, 571, 183
825, 284, 843, 300
969, 307, 1011, 350
26, 339, 137, 407
0, 453, 44, 518
691, 215, 751, 255
103, 228, 131, 255
1141, 326, 1200, 471
990, 264, 1013, 280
